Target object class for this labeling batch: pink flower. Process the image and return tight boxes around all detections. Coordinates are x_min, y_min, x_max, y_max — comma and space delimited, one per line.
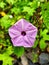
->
8, 19, 37, 47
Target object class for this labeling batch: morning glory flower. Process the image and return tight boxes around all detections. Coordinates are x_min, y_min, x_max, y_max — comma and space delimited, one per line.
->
8, 19, 37, 47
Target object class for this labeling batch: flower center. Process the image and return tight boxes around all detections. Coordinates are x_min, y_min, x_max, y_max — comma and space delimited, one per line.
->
21, 31, 26, 36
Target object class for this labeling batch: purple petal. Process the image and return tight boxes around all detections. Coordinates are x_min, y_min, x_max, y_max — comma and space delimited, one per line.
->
27, 35, 35, 46
23, 36, 32, 46
8, 25, 21, 39
11, 36, 23, 46
11, 36, 33, 47
14, 19, 25, 31
20, 19, 36, 31
26, 29, 37, 39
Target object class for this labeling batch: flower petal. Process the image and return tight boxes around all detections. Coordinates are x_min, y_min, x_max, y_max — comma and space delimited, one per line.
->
26, 29, 37, 39
27, 35, 35, 46
21, 19, 37, 31
8, 25, 21, 38
11, 36, 23, 46
11, 35, 33, 47
14, 19, 24, 31
23, 36, 32, 46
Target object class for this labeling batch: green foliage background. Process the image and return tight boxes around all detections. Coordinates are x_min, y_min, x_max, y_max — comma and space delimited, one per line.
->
0, 0, 49, 65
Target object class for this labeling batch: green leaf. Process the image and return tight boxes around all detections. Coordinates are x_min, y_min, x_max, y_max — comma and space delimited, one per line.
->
40, 29, 48, 37
33, 39, 38, 48
14, 47, 24, 57
6, 46, 13, 55
0, 54, 13, 65
0, 46, 13, 65
0, 2, 6, 8
23, 6, 35, 15
40, 29, 49, 50
40, 29, 49, 41
11, 7, 20, 15
40, 39, 47, 50
41, 2, 49, 29
0, 15, 13, 29
6, 0, 16, 5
